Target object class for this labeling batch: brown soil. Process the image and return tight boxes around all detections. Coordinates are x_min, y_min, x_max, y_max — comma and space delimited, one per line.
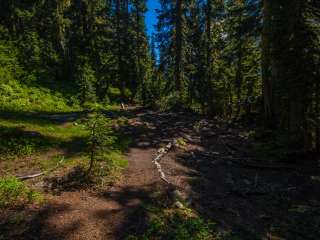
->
19, 148, 160, 240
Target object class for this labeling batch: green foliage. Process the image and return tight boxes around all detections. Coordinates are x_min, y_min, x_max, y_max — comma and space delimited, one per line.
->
0, 0, 151, 108
0, 80, 79, 112
152, 0, 262, 116
0, 110, 90, 175
0, 39, 79, 112
126, 206, 238, 240
249, 129, 289, 160
84, 112, 128, 182
108, 87, 133, 102
0, 41, 23, 83
76, 63, 97, 105
0, 126, 52, 160
269, 205, 320, 240
156, 92, 185, 112
0, 176, 43, 208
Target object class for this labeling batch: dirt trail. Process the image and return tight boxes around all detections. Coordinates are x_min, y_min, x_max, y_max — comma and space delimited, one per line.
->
24, 148, 158, 240
19, 110, 168, 240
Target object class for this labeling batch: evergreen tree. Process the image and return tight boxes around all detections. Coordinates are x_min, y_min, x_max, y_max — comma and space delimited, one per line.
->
262, 0, 320, 151
156, 0, 188, 106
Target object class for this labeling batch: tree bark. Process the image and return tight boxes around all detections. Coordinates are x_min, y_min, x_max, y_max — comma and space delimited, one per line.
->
205, 0, 214, 116
262, 0, 313, 151
262, 0, 276, 128
175, 0, 183, 100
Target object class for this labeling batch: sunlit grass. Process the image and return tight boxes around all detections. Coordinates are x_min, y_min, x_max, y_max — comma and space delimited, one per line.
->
0, 117, 88, 140
0, 107, 131, 180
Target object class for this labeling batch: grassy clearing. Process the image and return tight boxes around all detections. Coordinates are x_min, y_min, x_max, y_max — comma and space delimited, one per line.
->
0, 105, 131, 186
0, 112, 88, 174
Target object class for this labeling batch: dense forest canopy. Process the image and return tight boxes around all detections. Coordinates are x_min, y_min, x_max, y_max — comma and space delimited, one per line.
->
0, 0, 320, 152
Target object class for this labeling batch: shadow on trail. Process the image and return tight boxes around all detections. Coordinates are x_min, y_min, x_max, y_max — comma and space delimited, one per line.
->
19, 182, 168, 240
118, 108, 201, 149
98, 183, 169, 240
116, 108, 320, 239
172, 120, 320, 239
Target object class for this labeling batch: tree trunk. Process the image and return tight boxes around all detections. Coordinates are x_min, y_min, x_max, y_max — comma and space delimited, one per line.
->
262, 0, 312, 151
316, 81, 320, 152
205, 0, 214, 116
116, 0, 126, 101
234, 42, 243, 120
175, 0, 183, 100
262, 0, 276, 128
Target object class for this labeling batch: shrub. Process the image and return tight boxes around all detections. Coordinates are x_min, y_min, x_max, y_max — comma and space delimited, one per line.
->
81, 112, 129, 186
0, 176, 43, 208
85, 112, 115, 175
155, 91, 188, 112
0, 79, 79, 112
126, 205, 242, 240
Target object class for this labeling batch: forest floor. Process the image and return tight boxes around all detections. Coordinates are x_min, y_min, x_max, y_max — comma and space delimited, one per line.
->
1, 107, 320, 240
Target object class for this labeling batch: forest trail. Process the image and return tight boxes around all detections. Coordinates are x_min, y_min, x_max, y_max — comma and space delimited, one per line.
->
14, 108, 320, 239
20, 109, 183, 240
24, 147, 159, 240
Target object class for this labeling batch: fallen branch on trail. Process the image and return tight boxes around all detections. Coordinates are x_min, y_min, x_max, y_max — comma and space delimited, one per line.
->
153, 142, 173, 185
153, 138, 191, 184
153, 140, 194, 209
121, 102, 126, 110
16, 157, 65, 181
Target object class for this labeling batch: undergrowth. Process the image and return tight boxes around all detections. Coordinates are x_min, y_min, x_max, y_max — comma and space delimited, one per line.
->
83, 112, 130, 186
248, 129, 289, 160
0, 79, 80, 113
126, 204, 240, 240
0, 176, 43, 208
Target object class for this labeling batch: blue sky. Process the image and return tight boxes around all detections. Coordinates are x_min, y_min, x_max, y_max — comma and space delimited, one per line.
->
146, 0, 160, 36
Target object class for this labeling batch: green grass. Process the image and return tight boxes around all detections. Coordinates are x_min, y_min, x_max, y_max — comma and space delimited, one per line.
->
0, 105, 131, 188
0, 176, 43, 208
0, 78, 80, 113
126, 205, 240, 240
0, 114, 88, 165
